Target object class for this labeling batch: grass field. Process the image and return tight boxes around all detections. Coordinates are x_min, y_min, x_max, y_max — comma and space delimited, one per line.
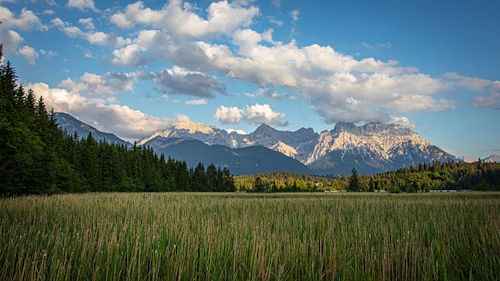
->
1, 192, 499, 280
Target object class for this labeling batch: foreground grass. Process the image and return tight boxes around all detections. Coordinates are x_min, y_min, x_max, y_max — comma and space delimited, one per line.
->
1, 192, 499, 280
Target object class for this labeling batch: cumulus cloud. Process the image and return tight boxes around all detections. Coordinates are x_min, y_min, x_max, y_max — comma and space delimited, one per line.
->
58, 71, 137, 100
214, 105, 242, 125
0, 7, 48, 31
140, 66, 226, 98
27, 82, 170, 139
111, 0, 259, 38
67, 0, 98, 12
51, 18, 130, 47
214, 103, 286, 126
185, 99, 207, 105
244, 103, 286, 126
0, 30, 24, 55
390, 115, 416, 129
18, 45, 38, 64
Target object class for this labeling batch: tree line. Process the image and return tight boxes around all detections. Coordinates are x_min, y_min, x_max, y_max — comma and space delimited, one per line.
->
235, 160, 500, 192
0, 48, 235, 195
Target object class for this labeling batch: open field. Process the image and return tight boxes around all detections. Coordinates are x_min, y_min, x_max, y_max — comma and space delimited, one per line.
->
1, 192, 499, 280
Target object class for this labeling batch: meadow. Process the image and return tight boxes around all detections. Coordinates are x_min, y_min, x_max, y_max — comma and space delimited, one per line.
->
1, 192, 499, 280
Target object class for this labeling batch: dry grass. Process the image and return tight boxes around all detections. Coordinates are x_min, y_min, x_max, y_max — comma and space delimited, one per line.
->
1, 192, 499, 280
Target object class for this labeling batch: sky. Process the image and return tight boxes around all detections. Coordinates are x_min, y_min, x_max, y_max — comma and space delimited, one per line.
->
1, 0, 499, 160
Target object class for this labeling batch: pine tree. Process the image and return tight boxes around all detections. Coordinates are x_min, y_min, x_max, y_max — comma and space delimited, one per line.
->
348, 168, 360, 192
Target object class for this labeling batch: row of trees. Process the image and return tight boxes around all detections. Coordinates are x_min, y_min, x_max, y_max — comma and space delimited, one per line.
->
0, 49, 235, 195
235, 160, 500, 192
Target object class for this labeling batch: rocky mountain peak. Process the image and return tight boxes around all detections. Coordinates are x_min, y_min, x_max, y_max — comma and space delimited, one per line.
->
332, 122, 357, 133
253, 123, 276, 135
172, 120, 217, 135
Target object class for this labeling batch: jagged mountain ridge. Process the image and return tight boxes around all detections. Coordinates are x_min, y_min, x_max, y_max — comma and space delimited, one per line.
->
138, 122, 318, 160
145, 137, 313, 176
140, 120, 456, 174
55, 112, 131, 146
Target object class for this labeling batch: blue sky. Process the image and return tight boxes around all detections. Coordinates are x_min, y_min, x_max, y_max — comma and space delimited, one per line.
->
1, 0, 499, 159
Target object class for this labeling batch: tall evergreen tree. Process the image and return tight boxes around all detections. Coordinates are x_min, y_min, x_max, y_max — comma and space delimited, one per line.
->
348, 168, 360, 192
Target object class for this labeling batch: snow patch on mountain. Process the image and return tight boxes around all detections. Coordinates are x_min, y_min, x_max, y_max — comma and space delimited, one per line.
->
483, 154, 500, 163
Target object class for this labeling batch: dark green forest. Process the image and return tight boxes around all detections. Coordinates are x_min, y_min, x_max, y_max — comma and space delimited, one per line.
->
0, 48, 235, 195
236, 160, 500, 192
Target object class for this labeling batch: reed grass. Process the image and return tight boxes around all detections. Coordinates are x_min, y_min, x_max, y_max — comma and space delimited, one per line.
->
1, 192, 499, 280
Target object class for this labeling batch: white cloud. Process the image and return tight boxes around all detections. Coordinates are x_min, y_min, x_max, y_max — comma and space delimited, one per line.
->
59, 71, 137, 100
111, 0, 259, 38
51, 17, 84, 37
271, 0, 281, 8
110, 29, 156, 66
185, 99, 207, 105
40, 49, 57, 58
27, 82, 170, 139
362, 42, 374, 49
79, 18, 95, 30
140, 66, 226, 98
258, 88, 281, 100
244, 103, 286, 126
443, 72, 500, 92
269, 16, 284, 26
443, 72, 500, 110
52, 17, 130, 47
473, 93, 500, 110
215, 103, 286, 126
18, 45, 38, 65
290, 9, 299, 22
214, 105, 242, 125
67, 0, 98, 12
43, 10, 56, 15
390, 115, 416, 129
0, 7, 48, 31
362, 42, 392, 49
0, 30, 24, 55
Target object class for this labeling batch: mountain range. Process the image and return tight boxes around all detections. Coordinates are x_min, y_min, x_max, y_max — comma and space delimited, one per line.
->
55, 112, 499, 176
137, 118, 456, 175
